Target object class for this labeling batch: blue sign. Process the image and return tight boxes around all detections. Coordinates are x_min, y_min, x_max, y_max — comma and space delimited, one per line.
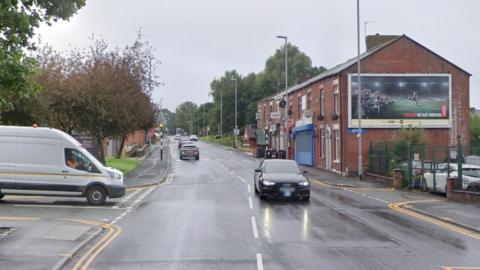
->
348, 128, 367, 135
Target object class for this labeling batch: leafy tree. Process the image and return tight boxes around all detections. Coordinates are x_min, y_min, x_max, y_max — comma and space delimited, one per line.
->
175, 101, 198, 135
0, 0, 86, 121
471, 115, 480, 147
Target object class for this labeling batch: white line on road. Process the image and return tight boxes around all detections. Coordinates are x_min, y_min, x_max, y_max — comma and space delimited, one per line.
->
256, 253, 264, 270
251, 216, 259, 239
236, 175, 246, 184
248, 197, 253, 209
247, 184, 251, 194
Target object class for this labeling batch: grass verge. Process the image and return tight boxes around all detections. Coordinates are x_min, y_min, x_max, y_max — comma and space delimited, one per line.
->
105, 157, 140, 175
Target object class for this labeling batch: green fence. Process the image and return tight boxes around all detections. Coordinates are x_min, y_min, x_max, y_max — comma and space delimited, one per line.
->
369, 141, 480, 190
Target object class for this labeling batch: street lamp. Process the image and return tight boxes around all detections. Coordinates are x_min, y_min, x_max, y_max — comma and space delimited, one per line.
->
276, 35, 288, 159
356, 0, 364, 179
220, 89, 223, 139
231, 78, 238, 148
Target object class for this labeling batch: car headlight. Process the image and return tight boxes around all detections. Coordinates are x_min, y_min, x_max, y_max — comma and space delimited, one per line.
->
299, 181, 309, 186
108, 171, 123, 181
262, 180, 275, 186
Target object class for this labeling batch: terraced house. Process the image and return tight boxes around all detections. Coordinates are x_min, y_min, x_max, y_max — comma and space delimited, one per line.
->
257, 34, 471, 175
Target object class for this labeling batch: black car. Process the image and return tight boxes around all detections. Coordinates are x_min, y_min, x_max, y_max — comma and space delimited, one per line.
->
254, 159, 310, 201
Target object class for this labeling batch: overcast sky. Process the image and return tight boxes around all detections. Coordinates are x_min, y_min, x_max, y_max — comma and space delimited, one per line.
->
37, 0, 479, 111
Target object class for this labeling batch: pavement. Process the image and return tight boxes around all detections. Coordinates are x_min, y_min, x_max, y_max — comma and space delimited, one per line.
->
124, 139, 171, 188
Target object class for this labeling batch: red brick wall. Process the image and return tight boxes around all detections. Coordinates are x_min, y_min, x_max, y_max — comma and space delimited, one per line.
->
124, 130, 146, 147
257, 36, 470, 175
340, 37, 470, 174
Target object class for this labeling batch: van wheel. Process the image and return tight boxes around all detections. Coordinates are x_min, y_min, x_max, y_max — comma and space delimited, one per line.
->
0, 194, 4, 200
86, 186, 107, 205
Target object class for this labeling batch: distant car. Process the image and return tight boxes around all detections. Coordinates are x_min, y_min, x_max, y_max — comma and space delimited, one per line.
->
174, 134, 181, 141
422, 163, 480, 193
253, 159, 310, 201
178, 137, 190, 149
400, 160, 433, 186
190, 134, 198, 141
180, 142, 199, 160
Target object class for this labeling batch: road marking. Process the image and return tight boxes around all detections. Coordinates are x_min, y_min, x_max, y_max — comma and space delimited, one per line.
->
71, 220, 122, 270
12, 204, 124, 210
237, 175, 246, 184
251, 216, 259, 239
248, 197, 253, 209
247, 184, 251, 194
256, 253, 264, 270
389, 200, 480, 241
443, 267, 480, 270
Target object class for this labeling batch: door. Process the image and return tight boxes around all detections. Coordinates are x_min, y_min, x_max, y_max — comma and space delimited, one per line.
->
63, 148, 102, 195
325, 127, 332, 171
294, 130, 313, 166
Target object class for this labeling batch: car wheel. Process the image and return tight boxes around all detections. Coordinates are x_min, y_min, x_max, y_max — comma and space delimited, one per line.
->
302, 196, 310, 202
0, 194, 4, 200
196, 156, 199, 160
86, 186, 107, 205
259, 190, 266, 200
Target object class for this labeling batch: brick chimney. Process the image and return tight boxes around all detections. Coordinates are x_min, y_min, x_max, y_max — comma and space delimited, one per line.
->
366, 34, 400, 51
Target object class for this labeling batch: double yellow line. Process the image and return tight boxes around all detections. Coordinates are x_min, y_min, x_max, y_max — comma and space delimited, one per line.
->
70, 219, 122, 270
389, 200, 480, 240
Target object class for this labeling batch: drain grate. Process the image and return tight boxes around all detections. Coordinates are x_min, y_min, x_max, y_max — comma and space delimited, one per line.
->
0, 227, 15, 240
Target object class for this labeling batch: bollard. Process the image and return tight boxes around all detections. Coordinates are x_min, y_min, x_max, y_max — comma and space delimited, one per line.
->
393, 169, 403, 189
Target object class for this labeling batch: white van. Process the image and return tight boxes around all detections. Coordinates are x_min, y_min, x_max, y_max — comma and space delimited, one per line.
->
0, 126, 126, 205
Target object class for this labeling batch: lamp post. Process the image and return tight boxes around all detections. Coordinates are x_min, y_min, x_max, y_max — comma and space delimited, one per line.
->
356, 0, 364, 179
220, 90, 223, 139
231, 78, 238, 148
276, 35, 288, 159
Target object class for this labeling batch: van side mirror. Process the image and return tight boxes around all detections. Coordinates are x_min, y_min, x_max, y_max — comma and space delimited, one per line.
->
302, 170, 308, 175
255, 168, 262, 173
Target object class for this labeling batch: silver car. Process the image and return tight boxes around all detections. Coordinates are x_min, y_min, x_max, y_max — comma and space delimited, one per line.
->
180, 142, 200, 160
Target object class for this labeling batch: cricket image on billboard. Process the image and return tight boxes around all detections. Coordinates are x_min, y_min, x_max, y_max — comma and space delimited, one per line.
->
348, 74, 451, 128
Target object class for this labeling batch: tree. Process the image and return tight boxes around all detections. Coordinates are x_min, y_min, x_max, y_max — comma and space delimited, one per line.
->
175, 101, 198, 135
471, 115, 480, 147
0, 0, 86, 121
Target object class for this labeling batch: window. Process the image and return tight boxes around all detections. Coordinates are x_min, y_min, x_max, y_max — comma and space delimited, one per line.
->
307, 92, 311, 110
334, 129, 340, 161
319, 128, 325, 158
320, 89, 324, 116
65, 148, 100, 173
333, 85, 339, 115
298, 97, 302, 118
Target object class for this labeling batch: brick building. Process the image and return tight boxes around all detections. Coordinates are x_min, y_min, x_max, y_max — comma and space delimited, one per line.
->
257, 35, 471, 175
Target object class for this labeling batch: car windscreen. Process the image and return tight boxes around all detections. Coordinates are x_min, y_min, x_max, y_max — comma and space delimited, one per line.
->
264, 162, 300, 174
463, 169, 480, 178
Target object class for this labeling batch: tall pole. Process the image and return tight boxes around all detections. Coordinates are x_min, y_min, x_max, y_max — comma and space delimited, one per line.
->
357, 0, 363, 179
203, 108, 205, 136
220, 90, 223, 139
277, 35, 288, 159
232, 78, 238, 148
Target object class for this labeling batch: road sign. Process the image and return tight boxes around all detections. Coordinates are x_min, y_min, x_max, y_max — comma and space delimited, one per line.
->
233, 128, 240, 136
348, 128, 367, 135
270, 112, 281, 119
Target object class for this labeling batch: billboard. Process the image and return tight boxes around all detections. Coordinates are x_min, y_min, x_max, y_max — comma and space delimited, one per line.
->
348, 74, 451, 128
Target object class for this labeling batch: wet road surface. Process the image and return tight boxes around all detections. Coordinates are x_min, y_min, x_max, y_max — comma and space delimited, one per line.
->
88, 141, 480, 270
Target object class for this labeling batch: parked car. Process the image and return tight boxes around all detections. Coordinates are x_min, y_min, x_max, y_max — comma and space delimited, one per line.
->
421, 163, 480, 193
174, 134, 181, 141
254, 159, 310, 201
466, 155, 480, 166
190, 134, 198, 141
180, 142, 199, 160
0, 126, 125, 205
400, 160, 433, 186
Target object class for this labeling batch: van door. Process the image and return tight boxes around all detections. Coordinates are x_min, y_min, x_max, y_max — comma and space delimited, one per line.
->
0, 133, 17, 193
63, 148, 103, 194
14, 141, 67, 196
